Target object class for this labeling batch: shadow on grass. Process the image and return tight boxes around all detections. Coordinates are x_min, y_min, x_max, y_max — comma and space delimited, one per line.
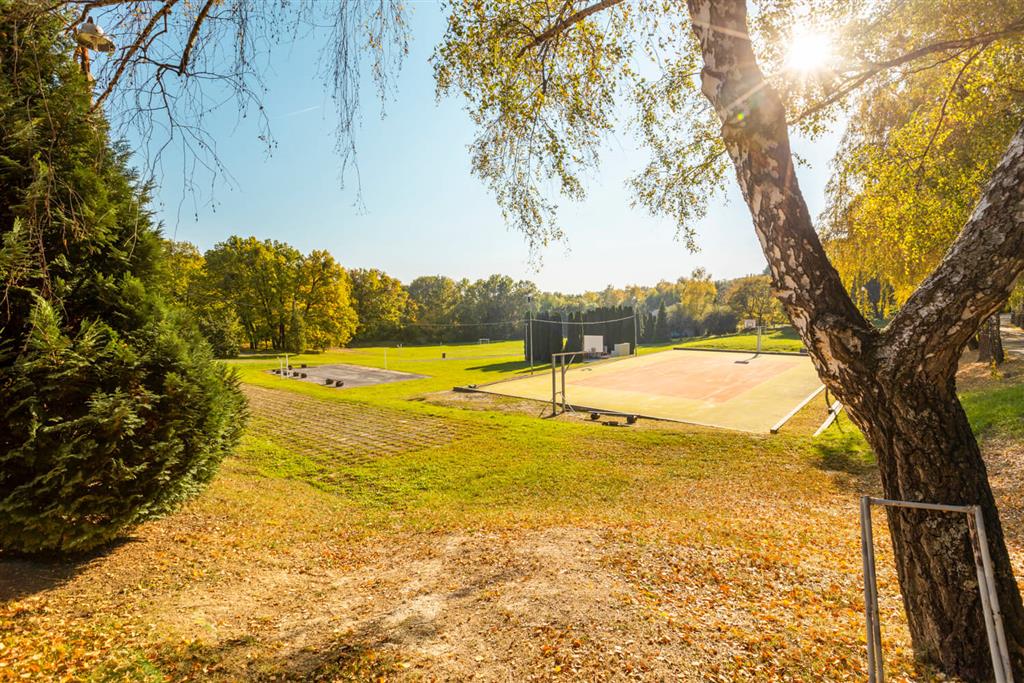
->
0, 537, 139, 602
465, 360, 537, 373
810, 417, 878, 493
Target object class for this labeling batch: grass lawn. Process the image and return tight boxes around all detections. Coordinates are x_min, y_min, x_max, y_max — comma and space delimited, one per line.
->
676, 326, 806, 354
3, 339, 1023, 681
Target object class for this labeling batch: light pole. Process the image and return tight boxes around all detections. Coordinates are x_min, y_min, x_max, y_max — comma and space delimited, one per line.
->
632, 298, 639, 355
527, 294, 534, 374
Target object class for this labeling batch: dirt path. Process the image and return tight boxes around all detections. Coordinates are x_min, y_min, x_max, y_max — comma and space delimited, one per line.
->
150, 527, 714, 681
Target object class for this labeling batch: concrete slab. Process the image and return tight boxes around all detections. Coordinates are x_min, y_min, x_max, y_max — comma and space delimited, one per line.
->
271, 363, 426, 388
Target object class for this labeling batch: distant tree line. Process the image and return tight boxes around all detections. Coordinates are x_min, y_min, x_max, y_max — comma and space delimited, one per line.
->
165, 237, 795, 357
162, 237, 358, 356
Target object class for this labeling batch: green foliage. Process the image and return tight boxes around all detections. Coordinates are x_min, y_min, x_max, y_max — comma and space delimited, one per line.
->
0, 7, 246, 553
349, 268, 411, 342
196, 308, 245, 359
822, 1, 1024, 305
157, 240, 244, 358
456, 274, 536, 342
406, 275, 466, 343
700, 310, 740, 336
432, 3, 737, 251
723, 275, 783, 327
434, 3, 632, 249
200, 238, 357, 352
654, 302, 669, 342
1, 298, 246, 553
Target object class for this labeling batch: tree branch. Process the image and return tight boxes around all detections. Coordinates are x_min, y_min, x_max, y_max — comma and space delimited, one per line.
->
911, 49, 980, 181
886, 122, 1024, 374
178, 0, 215, 75
795, 18, 1024, 123
92, 0, 178, 109
517, 0, 625, 57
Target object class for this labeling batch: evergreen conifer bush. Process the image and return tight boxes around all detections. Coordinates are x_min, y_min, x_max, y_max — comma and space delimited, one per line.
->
0, 5, 247, 553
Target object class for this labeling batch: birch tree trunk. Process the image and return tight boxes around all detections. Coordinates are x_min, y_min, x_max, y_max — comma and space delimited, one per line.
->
687, 0, 1024, 677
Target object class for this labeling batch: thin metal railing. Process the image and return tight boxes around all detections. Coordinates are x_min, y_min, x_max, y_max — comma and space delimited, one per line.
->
859, 496, 1013, 682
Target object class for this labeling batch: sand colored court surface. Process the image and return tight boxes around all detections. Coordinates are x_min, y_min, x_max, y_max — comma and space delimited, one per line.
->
475, 349, 824, 433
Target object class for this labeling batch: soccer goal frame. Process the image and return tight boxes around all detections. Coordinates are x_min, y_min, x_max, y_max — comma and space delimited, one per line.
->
549, 351, 577, 415
860, 496, 1013, 683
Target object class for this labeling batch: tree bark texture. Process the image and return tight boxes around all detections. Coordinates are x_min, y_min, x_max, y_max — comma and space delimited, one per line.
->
687, 1, 1024, 678
978, 314, 1005, 364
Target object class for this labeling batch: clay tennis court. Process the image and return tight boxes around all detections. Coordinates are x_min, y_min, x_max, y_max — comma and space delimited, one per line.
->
473, 349, 824, 433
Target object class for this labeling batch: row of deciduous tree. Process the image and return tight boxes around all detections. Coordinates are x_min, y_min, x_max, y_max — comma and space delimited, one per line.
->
161, 238, 358, 355
166, 238, 794, 355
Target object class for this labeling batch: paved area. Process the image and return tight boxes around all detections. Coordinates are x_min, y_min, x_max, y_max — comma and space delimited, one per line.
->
472, 349, 823, 433
1003, 315, 1024, 357
271, 363, 425, 388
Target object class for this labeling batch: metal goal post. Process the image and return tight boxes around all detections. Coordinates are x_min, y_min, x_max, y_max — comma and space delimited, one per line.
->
549, 352, 577, 415
860, 496, 1013, 683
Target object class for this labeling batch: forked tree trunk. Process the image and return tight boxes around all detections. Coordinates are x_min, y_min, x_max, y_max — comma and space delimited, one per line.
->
686, 1, 1024, 677
978, 314, 1005, 364
850, 370, 1021, 677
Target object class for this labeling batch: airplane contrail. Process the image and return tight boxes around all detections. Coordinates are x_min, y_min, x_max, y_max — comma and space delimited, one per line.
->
281, 105, 320, 118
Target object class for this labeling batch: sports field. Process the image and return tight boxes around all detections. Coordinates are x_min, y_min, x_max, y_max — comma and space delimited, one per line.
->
474, 349, 823, 432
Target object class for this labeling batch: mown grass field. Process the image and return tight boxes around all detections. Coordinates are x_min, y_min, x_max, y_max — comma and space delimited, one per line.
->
2, 335, 1023, 681
676, 326, 806, 354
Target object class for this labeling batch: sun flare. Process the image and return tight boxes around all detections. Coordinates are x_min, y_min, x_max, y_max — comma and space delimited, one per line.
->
785, 29, 835, 74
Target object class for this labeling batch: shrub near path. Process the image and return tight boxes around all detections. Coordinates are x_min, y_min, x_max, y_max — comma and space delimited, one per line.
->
2, 343, 1023, 680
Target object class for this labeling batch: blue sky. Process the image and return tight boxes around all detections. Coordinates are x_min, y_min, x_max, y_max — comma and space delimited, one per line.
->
148, 5, 842, 293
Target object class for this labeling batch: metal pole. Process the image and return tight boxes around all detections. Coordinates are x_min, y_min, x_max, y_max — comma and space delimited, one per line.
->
971, 506, 1013, 682
860, 497, 1014, 683
561, 359, 567, 412
860, 496, 882, 682
528, 296, 535, 375
633, 307, 639, 355
551, 357, 557, 415
967, 512, 1004, 683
